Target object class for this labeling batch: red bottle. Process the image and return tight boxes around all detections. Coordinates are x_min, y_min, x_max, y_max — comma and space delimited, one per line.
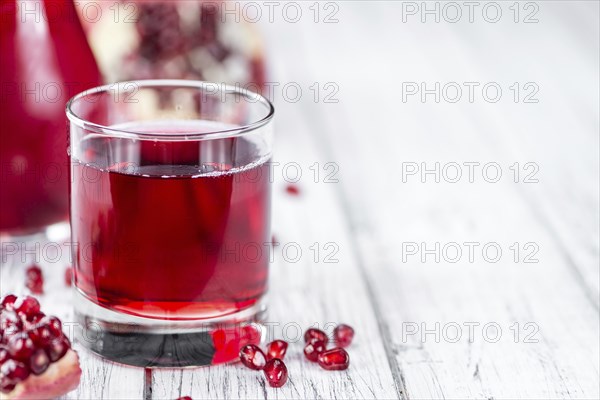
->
0, 0, 102, 234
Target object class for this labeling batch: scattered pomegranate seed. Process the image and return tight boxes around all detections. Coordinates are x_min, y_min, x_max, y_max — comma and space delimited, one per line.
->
25, 265, 44, 294
303, 338, 326, 362
304, 328, 328, 345
239, 344, 266, 371
333, 324, 354, 348
317, 348, 350, 371
64, 266, 73, 287
263, 358, 288, 388
285, 184, 300, 196
176, 397, 192, 400
266, 340, 288, 361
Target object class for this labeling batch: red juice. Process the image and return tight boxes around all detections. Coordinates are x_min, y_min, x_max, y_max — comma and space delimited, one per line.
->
70, 123, 271, 320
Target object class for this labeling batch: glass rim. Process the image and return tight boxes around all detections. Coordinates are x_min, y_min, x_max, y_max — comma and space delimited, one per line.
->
65, 79, 275, 141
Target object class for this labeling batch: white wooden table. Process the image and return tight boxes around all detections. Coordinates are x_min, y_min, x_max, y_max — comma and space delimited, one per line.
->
1, 1, 599, 399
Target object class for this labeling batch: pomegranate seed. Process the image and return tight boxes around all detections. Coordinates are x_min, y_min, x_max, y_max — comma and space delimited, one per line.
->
0, 380, 16, 394
14, 296, 40, 319
304, 328, 328, 345
29, 323, 54, 347
64, 267, 73, 287
29, 312, 46, 325
285, 184, 300, 196
239, 344, 266, 370
25, 265, 44, 294
176, 397, 192, 400
43, 316, 62, 339
303, 339, 326, 362
0, 295, 17, 311
7, 332, 35, 361
263, 358, 288, 388
0, 346, 9, 363
0, 310, 22, 337
29, 348, 50, 375
45, 335, 70, 362
317, 348, 350, 371
334, 324, 354, 348
266, 340, 288, 361
0, 358, 30, 384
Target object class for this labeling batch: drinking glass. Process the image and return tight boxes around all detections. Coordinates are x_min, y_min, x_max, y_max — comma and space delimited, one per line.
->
66, 80, 274, 367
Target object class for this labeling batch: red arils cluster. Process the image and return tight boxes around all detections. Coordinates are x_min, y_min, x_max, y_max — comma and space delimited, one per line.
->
0, 295, 71, 393
303, 325, 353, 371
239, 340, 289, 388
25, 265, 44, 294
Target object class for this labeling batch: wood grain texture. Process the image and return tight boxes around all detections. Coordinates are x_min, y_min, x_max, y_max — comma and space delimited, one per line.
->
1, 2, 598, 399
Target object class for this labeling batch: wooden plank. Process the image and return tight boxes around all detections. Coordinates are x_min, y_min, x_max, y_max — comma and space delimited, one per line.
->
279, 2, 600, 399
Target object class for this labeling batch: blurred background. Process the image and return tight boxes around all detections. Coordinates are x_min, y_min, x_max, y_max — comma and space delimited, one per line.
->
1, 1, 599, 399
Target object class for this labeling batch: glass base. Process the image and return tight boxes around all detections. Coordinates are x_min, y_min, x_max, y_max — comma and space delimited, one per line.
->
73, 290, 266, 367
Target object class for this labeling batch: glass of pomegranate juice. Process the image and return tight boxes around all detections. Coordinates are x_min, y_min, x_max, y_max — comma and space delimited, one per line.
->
66, 80, 274, 367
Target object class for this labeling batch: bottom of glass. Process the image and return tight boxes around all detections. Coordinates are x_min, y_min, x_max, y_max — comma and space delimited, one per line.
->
73, 290, 266, 368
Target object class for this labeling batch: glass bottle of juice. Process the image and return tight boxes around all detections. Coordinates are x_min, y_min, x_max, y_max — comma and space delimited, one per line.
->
0, 0, 102, 235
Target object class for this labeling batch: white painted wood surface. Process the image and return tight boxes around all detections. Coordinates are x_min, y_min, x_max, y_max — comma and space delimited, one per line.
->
1, 1, 599, 399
